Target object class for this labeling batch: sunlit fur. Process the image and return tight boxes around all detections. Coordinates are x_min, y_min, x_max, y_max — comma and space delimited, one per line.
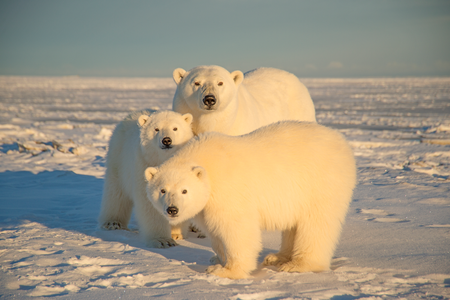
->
172, 65, 316, 136
145, 121, 356, 278
98, 110, 194, 248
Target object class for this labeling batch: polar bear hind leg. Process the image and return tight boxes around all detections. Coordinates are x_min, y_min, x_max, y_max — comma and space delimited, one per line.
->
266, 217, 342, 273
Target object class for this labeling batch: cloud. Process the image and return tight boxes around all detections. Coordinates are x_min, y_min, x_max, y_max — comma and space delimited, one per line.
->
328, 61, 344, 69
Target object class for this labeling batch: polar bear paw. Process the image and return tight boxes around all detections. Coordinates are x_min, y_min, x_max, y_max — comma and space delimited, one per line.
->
209, 255, 221, 265
102, 221, 127, 230
171, 232, 184, 240
263, 253, 290, 266
206, 264, 248, 279
277, 259, 329, 273
146, 238, 178, 249
189, 224, 206, 238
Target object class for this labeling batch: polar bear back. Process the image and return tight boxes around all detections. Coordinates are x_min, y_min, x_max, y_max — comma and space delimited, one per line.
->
242, 68, 315, 123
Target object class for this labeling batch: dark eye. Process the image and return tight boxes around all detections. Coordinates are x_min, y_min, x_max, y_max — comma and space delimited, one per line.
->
161, 189, 166, 194
155, 128, 159, 132
182, 189, 187, 194
173, 127, 178, 131
218, 82, 223, 86
194, 81, 200, 86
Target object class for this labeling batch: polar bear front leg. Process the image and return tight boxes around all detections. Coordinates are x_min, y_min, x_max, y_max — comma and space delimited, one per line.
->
206, 223, 262, 279
208, 234, 226, 266
170, 220, 190, 240
134, 194, 177, 248
206, 263, 249, 280
98, 172, 133, 230
263, 227, 296, 266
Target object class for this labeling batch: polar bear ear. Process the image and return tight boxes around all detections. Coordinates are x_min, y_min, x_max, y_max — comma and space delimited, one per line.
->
230, 70, 244, 86
173, 68, 187, 85
145, 167, 158, 181
182, 113, 193, 125
192, 166, 206, 180
138, 115, 150, 127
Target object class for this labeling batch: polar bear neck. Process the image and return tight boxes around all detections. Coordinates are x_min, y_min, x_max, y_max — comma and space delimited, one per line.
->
192, 103, 240, 135
194, 113, 231, 135
192, 86, 264, 136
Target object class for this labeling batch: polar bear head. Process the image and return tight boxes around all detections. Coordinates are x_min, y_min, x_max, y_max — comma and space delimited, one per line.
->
144, 164, 210, 225
138, 111, 194, 162
172, 65, 244, 113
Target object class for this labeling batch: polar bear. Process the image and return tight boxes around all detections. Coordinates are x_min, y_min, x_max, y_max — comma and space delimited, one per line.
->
172, 65, 316, 136
98, 110, 194, 248
144, 121, 356, 279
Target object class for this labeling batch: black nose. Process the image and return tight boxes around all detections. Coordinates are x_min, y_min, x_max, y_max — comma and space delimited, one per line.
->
167, 206, 178, 216
162, 137, 172, 146
203, 94, 216, 107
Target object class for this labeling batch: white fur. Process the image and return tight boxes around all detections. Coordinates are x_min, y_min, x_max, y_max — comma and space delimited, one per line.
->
98, 110, 194, 248
145, 121, 356, 278
172, 65, 316, 136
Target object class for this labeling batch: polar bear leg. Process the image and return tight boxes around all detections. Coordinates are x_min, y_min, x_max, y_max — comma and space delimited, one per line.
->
98, 172, 133, 230
206, 224, 262, 279
277, 220, 337, 273
209, 234, 226, 266
263, 227, 296, 266
134, 194, 177, 248
170, 221, 189, 240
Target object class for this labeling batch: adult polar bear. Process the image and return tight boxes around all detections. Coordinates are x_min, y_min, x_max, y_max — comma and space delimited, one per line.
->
172, 65, 316, 135
144, 121, 356, 279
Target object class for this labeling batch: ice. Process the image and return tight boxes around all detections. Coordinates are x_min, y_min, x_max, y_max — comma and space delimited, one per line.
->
0, 76, 449, 299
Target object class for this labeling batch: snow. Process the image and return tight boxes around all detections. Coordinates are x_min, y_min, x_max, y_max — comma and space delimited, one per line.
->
0, 76, 449, 299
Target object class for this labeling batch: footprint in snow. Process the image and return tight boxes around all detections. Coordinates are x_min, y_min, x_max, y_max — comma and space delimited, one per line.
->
356, 208, 410, 223
356, 208, 394, 216
366, 217, 410, 223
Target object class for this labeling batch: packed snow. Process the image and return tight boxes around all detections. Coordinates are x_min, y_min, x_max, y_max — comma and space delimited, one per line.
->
0, 76, 449, 299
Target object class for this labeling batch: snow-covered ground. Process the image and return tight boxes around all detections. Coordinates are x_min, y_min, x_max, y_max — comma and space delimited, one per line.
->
0, 76, 449, 299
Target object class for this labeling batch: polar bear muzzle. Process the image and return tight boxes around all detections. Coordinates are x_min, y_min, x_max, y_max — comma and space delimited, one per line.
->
166, 206, 179, 216
161, 137, 172, 149
203, 94, 216, 110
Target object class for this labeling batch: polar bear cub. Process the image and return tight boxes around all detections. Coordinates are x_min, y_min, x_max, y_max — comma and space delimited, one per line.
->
172, 65, 316, 136
144, 121, 356, 278
98, 110, 194, 248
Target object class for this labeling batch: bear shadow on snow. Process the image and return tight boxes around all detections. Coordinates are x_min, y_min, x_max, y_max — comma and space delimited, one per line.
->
0, 170, 214, 266
0, 170, 102, 232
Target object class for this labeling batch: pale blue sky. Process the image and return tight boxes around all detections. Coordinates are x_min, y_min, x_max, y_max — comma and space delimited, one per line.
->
1, 0, 449, 78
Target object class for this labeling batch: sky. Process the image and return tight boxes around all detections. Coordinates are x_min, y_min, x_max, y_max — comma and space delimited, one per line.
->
0, 0, 449, 78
